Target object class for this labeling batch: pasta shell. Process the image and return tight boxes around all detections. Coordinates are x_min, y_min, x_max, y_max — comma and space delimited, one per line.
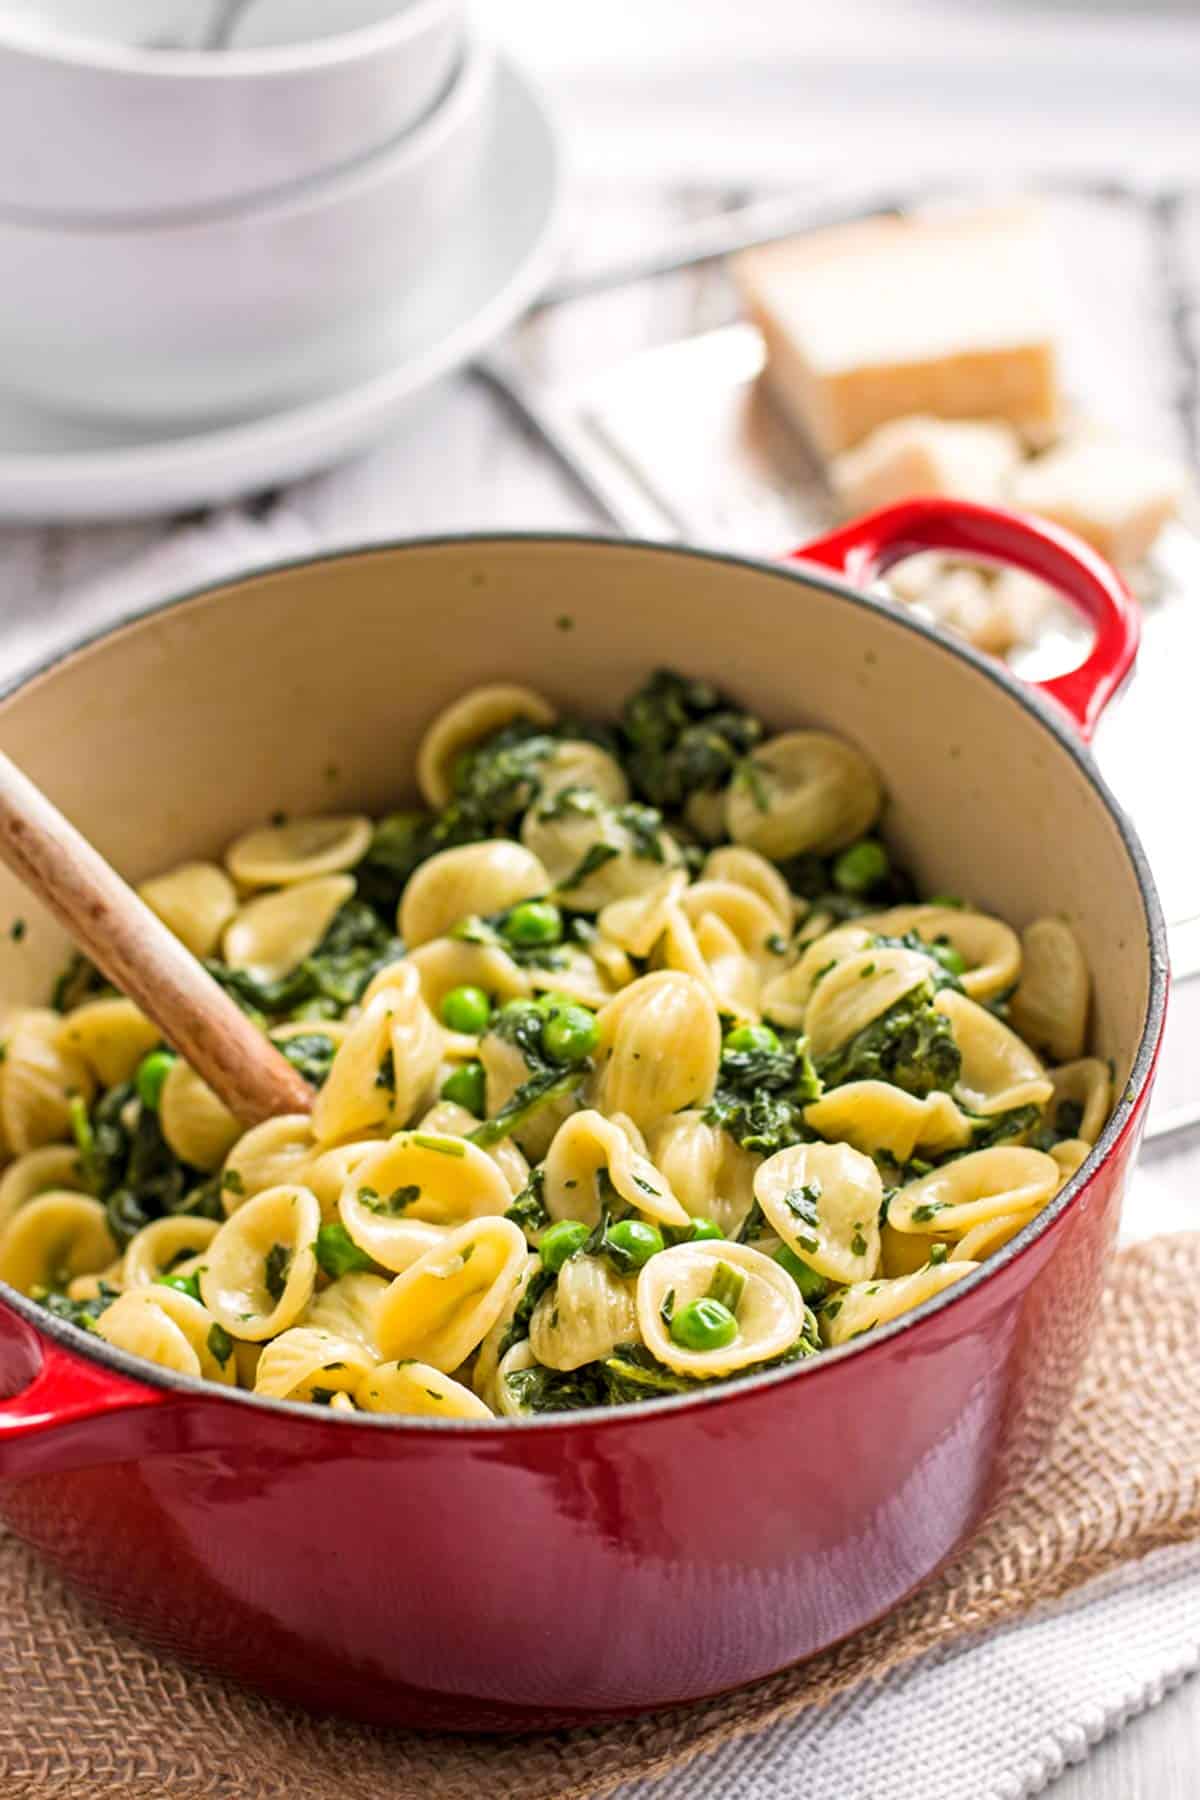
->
0, 1143, 88, 1233
200, 1184, 321, 1342
1009, 918, 1090, 1063
880, 1222, 949, 1278
138, 860, 237, 959
725, 730, 883, 859
304, 1141, 377, 1219
404, 936, 531, 1015
637, 1241, 804, 1377
348, 1131, 512, 1229
0, 1192, 116, 1296
400, 842, 549, 949
647, 1111, 761, 1240
954, 1211, 1035, 1260
887, 1145, 1058, 1238
222, 874, 355, 983
935, 990, 1053, 1115
303, 1271, 391, 1357
754, 1141, 883, 1284
253, 1327, 375, 1402
529, 1254, 639, 1371
311, 966, 441, 1146
678, 881, 783, 978
760, 925, 874, 1028
337, 1189, 445, 1277
538, 741, 629, 809
590, 972, 721, 1133
658, 909, 761, 1021
522, 804, 684, 912
56, 997, 160, 1088
472, 1252, 541, 1408
159, 1059, 242, 1171
598, 871, 688, 959
416, 683, 556, 809
122, 1215, 219, 1287
543, 1109, 689, 1229
96, 1289, 204, 1379
856, 904, 1020, 1003
804, 1081, 970, 1162
226, 814, 372, 888
1050, 1138, 1092, 1189
0, 1008, 94, 1154
1045, 1058, 1111, 1146
526, 947, 623, 1012
416, 1101, 529, 1196
702, 847, 795, 932
805, 948, 933, 1064
374, 1216, 527, 1371
129, 1283, 237, 1384
357, 1360, 493, 1420
821, 1261, 978, 1347
221, 1114, 316, 1212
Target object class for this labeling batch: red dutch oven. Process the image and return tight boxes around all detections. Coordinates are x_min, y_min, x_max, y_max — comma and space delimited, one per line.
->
0, 499, 1167, 1731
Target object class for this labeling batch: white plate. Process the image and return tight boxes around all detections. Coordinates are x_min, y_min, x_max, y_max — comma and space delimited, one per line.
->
0, 52, 561, 521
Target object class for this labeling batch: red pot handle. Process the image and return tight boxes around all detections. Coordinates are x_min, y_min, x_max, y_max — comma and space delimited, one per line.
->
794, 496, 1140, 741
0, 1332, 168, 1474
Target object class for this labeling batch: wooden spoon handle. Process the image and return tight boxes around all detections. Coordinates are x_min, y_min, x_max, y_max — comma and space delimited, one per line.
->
0, 752, 313, 1126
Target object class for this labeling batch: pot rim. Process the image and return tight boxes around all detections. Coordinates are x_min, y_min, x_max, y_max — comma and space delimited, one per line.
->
0, 530, 1169, 1435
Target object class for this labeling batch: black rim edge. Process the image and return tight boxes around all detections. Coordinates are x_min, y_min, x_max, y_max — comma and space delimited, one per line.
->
0, 531, 1169, 1436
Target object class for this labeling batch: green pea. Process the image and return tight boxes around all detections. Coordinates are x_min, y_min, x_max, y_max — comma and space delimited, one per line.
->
931, 941, 967, 978
605, 1219, 664, 1269
136, 1050, 176, 1111
669, 1296, 738, 1352
502, 900, 563, 947
774, 1243, 829, 1302
832, 839, 890, 895
440, 1060, 486, 1117
688, 1217, 724, 1242
542, 1004, 599, 1065
155, 1270, 201, 1302
539, 1219, 590, 1273
723, 1022, 781, 1056
439, 984, 492, 1034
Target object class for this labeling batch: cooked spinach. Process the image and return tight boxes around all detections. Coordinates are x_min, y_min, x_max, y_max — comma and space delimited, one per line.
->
815, 984, 961, 1098
274, 1030, 339, 1088
39, 1281, 121, 1332
619, 669, 763, 809
505, 1165, 550, 1237
205, 899, 401, 1023
704, 1030, 822, 1155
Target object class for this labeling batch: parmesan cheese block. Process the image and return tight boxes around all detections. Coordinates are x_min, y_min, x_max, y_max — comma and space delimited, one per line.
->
735, 208, 1062, 456
1010, 438, 1186, 566
833, 415, 1023, 515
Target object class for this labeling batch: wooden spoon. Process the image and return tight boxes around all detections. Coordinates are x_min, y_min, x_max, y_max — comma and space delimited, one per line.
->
0, 752, 313, 1126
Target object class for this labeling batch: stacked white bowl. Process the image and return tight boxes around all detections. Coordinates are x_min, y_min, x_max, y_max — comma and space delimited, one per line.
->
0, 0, 492, 422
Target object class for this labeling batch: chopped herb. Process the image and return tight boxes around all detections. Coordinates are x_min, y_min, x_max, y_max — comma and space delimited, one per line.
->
263, 1243, 291, 1304
359, 1184, 421, 1216
314, 1222, 377, 1278
504, 1166, 551, 1237
614, 802, 669, 863
766, 933, 790, 956
10, 918, 26, 942
928, 1243, 950, 1265
705, 1261, 746, 1315
559, 839, 621, 892
375, 1049, 396, 1093
206, 1323, 234, 1368
222, 1168, 246, 1196
411, 1133, 467, 1157
911, 1202, 945, 1224
660, 1287, 676, 1327
850, 1226, 868, 1257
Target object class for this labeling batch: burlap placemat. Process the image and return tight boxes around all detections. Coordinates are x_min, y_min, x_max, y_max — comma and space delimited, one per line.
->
3, 1232, 1199, 1800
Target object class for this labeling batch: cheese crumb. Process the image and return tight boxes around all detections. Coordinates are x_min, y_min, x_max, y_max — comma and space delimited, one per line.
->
833, 415, 1024, 516
1009, 438, 1186, 566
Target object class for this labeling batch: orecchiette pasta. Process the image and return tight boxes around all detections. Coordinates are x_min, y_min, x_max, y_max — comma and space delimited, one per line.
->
416, 682, 556, 809
226, 815, 372, 889
137, 860, 237, 959
374, 1216, 527, 1371
400, 841, 550, 949
223, 874, 356, 982
725, 730, 882, 859
529, 1254, 639, 1371
11, 668, 1112, 1420
56, 997, 160, 1088
637, 1241, 805, 1377
589, 972, 721, 1133
199, 1185, 321, 1342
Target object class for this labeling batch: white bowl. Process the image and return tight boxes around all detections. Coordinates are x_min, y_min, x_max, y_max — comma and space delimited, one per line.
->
0, 34, 494, 424
0, 0, 464, 218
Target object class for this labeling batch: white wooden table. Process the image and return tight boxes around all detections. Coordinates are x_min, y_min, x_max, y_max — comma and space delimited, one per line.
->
2, 4, 1200, 1791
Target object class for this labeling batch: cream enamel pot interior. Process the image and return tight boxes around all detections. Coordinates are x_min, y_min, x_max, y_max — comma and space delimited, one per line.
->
0, 502, 1167, 1730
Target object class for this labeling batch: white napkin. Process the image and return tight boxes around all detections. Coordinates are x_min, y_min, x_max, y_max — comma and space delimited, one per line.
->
616, 1543, 1200, 1800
